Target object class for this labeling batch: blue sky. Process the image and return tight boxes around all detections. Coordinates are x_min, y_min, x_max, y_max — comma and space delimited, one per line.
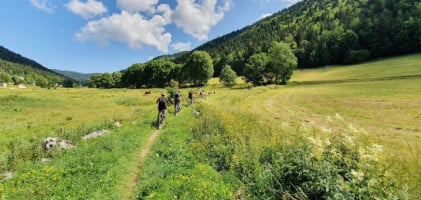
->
0, 0, 299, 73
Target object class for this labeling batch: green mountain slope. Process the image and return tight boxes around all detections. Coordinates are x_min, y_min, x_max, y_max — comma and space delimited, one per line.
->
191, 0, 420, 75
0, 46, 76, 87
52, 69, 99, 83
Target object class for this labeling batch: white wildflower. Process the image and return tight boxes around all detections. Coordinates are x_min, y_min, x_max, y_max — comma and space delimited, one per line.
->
308, 136, 324, 159
326, 115, 333, 122
359, 144, 383, 163
335, 113, 344, 120
351, 169, 364, 181
298, 122, 312, 133
321, 127, 332, 133
348, 124, 359, 133
341, 133, 355, 147
324, 139, 331, 146
308, 136, 323, 147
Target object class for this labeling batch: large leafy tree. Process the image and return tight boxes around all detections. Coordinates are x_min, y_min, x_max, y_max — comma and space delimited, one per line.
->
219, 65, 237, 87
120, 63, 144, 88
244, 53, 269, 86
183, 51, 214, 85
267, 41, 297, 84
142, 60, 176, 88
88, 73, 115, 88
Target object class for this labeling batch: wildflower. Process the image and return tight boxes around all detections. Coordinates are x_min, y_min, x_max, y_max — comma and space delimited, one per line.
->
359, 144, 383, 163
335, 113, 344, 120
326, 115, 333, 122
348, 124, 359, 133
321, 127, 332, 133
308, 136, 324, 159
351, 169, 364, 181
341, 133, 355, 147
324, 139, 331, 146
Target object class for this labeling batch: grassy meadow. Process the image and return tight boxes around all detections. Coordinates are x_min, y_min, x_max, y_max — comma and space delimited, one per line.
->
0, 87, 163, 198
0, 54, 420, 199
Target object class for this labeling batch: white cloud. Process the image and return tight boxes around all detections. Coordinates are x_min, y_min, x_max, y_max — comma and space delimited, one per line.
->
172, 0, 232, 41
171, 42, 191, 51
29, 0, 54, 13
283, 0, 301, 4
76, 11, 171, 52
66, 0, 107, 19
74, 0, 231, 53
260, 12, 273, 19
116, 0, 158, 14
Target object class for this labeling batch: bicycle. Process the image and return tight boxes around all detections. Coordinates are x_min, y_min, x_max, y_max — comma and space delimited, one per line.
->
157, 109, 166, 129
174, 102, 181, 116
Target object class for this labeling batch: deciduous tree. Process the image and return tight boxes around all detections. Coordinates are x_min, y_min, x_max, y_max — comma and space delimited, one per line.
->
219, 65, 237, 87
267, 41, 297, 84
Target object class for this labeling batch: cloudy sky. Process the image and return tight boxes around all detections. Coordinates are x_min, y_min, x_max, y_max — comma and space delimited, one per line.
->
0, 0, 300, 73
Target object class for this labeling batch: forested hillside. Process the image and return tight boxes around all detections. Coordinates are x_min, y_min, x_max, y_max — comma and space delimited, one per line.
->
52, 69, 98, 84
89, 0, 421, 89
194, 0, 421, 75
0, 46, 76, 87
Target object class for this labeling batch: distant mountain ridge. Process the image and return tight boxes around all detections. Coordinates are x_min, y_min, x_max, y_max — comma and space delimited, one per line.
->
52, 69, 99, 83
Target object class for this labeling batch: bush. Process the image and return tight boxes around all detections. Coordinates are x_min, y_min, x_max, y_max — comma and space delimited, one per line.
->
190, 104, 408, 199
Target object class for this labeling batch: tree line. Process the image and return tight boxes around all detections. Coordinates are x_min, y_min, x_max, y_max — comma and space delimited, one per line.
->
88, 42, 298, 88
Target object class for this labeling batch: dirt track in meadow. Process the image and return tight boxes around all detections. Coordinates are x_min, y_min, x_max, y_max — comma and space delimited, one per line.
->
121, 129, 160, 200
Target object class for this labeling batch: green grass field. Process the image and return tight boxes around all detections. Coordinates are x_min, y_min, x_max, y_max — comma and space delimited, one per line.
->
0, 54, 420, 199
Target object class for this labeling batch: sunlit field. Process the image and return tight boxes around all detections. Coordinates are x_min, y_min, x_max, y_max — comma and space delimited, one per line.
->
132, 55, 420, 199
290, 54, 421, 83
0, 54, 420, 199
0, 87, 164, 198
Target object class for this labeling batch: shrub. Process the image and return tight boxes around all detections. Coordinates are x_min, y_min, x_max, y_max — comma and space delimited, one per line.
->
190, 104, 408, 199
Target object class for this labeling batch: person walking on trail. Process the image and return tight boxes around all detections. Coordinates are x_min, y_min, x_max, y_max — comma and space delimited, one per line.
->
156, 93, 171, 116
188, 90, 194, 105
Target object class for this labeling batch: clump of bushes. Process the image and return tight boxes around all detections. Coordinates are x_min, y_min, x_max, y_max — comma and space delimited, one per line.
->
190, 104, 408, 199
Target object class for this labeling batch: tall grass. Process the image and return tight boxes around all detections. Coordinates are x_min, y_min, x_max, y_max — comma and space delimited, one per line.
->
189, 103, 408, 199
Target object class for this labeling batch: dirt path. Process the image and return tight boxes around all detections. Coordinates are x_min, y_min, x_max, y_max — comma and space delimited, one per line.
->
121, 129, 160, 200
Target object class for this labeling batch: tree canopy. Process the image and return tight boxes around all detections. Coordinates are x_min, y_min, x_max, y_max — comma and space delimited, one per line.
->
219, 65, 237, 87
183, 51, 214, 85
267, 41, 297, 84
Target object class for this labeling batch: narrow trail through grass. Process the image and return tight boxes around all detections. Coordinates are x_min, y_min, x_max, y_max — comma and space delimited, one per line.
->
121, 129, 160, 200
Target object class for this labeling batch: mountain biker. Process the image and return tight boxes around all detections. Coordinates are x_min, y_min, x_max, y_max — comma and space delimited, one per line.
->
174, 90, 182, 112
188, 90, 194, 105
156, 93, 171, 116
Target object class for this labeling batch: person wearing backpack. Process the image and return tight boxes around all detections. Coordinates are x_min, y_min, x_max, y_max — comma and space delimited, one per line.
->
174, 90, 183, 115
156, 93, 172, 116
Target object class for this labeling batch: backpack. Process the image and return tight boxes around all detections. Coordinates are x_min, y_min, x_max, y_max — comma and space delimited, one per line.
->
175, 92, 180, 99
